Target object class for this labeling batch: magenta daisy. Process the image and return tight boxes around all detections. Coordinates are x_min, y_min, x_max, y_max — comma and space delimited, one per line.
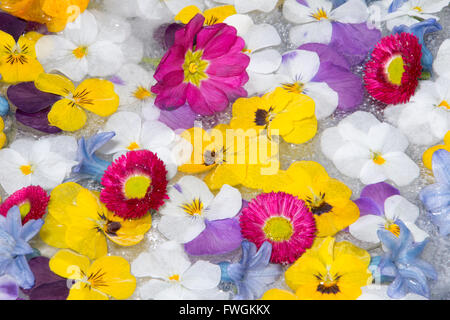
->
364, 33, 422, 105
0, 186, 49, 224
100, 150, 169, 219
151, 14, 250, 116
239, 192, 317, 265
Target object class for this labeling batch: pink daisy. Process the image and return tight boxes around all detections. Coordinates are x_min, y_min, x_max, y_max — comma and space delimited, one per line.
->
0, 186, 49, 224
239, 192, 317, 264
364, 33, 422, 105
151, 14, 250, 116
100, 150, 169, 219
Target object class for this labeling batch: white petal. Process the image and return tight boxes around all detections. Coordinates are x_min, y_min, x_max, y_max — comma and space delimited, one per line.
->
289, 19, 332, 46
142, 105, 161, 121
165, 0, 205, 14
170, 135, 193, 166
283, 0, 316, 24
158, 215, 206, 243
181, 261, 221, 290
404, 222, 429, 242
121, 36, 144, 64
248, 49, 282, 74
331, 0, 369, 23
99, 112, 142, 154
360, 160, 388, 185
429, 108, 450, 141
245, 24, 281, 52
333, 142, 371, 179
235, 0, 277, 13
304, 81, 338, 119
382, 152, 420, 186
176, 176, 215, 206
367, 123, 409, 154
45, 136, 78, 161
245, 72, 280, 96
321, 127, 346, 160
0, 149, 30, 194
63, 11, 98, 46
223, 14, 254, 37
141, 121, 175, 149
139, 279, 172, 300
150, 146, 178, 179
338, 111, 380, 146
278, 50, 320, 83
383, 195, 419, 222
87, 41, 124, 77
205, 184, 242, 221
349, 215, 386, 243
92, 10, 131, 43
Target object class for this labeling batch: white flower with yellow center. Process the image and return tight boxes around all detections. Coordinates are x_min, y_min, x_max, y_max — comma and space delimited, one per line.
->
211, 0, 278, 13
321, 111, 420, 186
131, 241, 226, 300
0, 137, 77, 195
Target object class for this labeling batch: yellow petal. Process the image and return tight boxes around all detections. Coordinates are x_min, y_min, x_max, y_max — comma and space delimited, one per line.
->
88, 256, 136, 300
261, 288, 299, 300
34, 73, 75, 96
39, 214, 68, 249
229, 96, 265, 130
66, 189, 102, 227
204, 5, 237, 24
280, 116, 318, 144
316, 236, 335, 266
48, 99, 87, 131
285, 255, 327, 291
65, 225, 108, 260
315, 200, 359, 237
178, 127, 217, 174
443, 131, 450, 146
0, 30, 16, 56
49, 249, 90, 280
67, 286, 109, 300
105, 212, 152, 247
48, 182, 84, 224
334, 241, 371, 267
74, 79, 119, 117
423, 144, 450, 170
175, 5, 202, 24
23, 31, 43, 43
204, 163, 247, 190
0, 132, 6, 149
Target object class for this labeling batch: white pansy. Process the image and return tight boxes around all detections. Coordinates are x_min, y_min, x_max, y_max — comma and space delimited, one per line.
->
433, 39, 450, 79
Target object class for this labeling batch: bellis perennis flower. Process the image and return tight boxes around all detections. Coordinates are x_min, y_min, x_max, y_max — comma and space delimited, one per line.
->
0, 186, 49, 224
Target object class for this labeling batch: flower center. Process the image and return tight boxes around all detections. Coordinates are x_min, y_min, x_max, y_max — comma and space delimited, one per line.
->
127, 142, 140, 151
413, 6, 423, 12
438, 100, 450, 110
385, 55, 405, 86
311, 8, 329, 20
316, 272, 341, 294
86, 269, 106, 289
133, 86, 152, 101
372, 152, 386, 165
19, 201, 31, 219
73, 46, 88, 59
254, 109, 270, 126
306, 192, 333, 216
181, 198, 203, 216
5, 43, 28, 65
123, 175, 151, 199
282, 82, 304, 94
385, 221, 400, 237
20, 164, 33, 176
169, 274, 180, 281
183, 50, 209, 87
263, 216, 294, 242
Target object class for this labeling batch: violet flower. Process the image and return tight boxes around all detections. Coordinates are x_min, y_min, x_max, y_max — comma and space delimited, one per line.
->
0, 275, 19, 300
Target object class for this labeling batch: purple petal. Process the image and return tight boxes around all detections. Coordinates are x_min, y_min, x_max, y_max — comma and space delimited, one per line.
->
0, 12, 27, 41
158, 103, 198, 131
298, 43, 351, 70
0, 275, 19, 300
28, 280, 70, 300
7, 82, 60, 113
360, 182, 400, 210
354, 197, 384, 217
16, 108, 62, 134
330, 22, 382, 66
26, 257, 66, 290
153, 23, 184, 51
184, 218, 243, 256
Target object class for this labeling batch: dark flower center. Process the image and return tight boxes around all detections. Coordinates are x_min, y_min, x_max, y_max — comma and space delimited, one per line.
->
254, 109, 269, 126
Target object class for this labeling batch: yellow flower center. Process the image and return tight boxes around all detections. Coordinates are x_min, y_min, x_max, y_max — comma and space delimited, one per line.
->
386, 55, 405, 86
127, 142, 140, 151
385, 221, 400, 237
312, 8, 329, 20
316, 272, 341, 294
438, 100, 450, 110
20, 164, 33, 175
134, 86, 152, 101
169, 274, 180, 281
19, 201, 31, 219
372, 153, 386, 165
5, 43, 29, 65
123, 175, 152, 199
263, 216, 294, 242
181, 198, 204, 216
73, 46, 88, 59
243, 48, 252, 54
282, 82, 304, 94
413, 6, 423, 12
183, 50, 209, 87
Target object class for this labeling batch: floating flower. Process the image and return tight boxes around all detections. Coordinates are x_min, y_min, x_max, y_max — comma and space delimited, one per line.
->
229, 87, 317, 144
40, 183, 152, 259
262, 237, 373, 300
264, 161, 360, 237
364, 33, 422, 105
0, 117, 6, 149
219, 241, 282, 300
158, 176, 243, 255
0, 275, 19, 300
433, 38, 450, 79
0, 136, 78, 195
175, 5, 236, 25
422, 131, 450, 170
239, 192, 317, 264
350, 182, 428, 243
283, 0, 381, 65
212, 0, 278, 13
131, 241, 225, 300
0, 30, 44, 84
0, 186, 49, 224
35, 11, 126, 81
49, 249, 136, 300
31, 73, 119, 132
321, 111, 419, 186
223, 14, 282, 96
0, 206, 43, 289
151, 14, 249, 116
377, 220, 437, 299
419, 149, 450, 236
100, 150, 169, 219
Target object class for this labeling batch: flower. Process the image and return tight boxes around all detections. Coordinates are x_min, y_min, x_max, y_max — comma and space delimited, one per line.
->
267, 49, 364, 119
0, 30, 44, 84
0, 206, 43, 289
175, 5, 237, 25
223, 14, 282, 96
131, 241, 225, 300
158, 176, 243, 255
137, 0, 206, 20
350, 182, 428, 243
384, 77, 450, 146
98, 111, 182, 179
0, 95, 9, 116
239, 192, 317, 264
262, 237, 373, 300
377, 220, 437, 299
100, 150, 169, 219
264, 161, 360, 237
364, 33, 422, 105
40, 183, 152, 259
35, 11, 127, 81
422, 131, 450, 170
0, 186, 50, 224
49, 249, 136, 300
229, 87, 317, 144
434, 39, 450, 79
419, 149, 450, 236
212, 0, 278, 13
0, 12, 27, 42
151, 14, 250, 116
219, 241, 282, 300
0, 117, 6, 149
321, 111, 420, 186
0, 136, 78, 195
283, 0, 381, 65
0, 275, 19, 300
32, 73, 119, 132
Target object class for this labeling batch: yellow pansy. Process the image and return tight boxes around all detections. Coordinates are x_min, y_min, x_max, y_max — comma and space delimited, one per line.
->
0, 117, 6, 149
229, 87, 318, 144
260, 161, 359, 237
40, 182, 152, 259
175, 5, 236, 25
34, 73, 119, 131
0, 31, 44, 84
262, 237, 372, 300
423, 131, 450, 170
49, 249, 136, 300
